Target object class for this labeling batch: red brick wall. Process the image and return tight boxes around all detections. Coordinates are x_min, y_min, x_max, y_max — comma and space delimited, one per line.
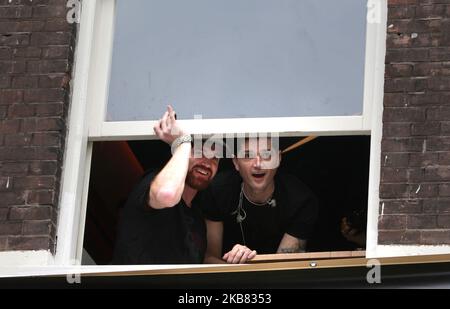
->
379, 0, 450, 244
1, 0, 449, 253
0, 0, 75, 252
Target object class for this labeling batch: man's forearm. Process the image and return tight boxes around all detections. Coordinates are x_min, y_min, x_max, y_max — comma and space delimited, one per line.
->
204, 254, 226, 264
277, 234, 307, 253
149, 143, 191, 209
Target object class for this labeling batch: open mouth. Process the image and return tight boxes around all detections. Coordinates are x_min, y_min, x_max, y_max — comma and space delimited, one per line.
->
252, 172, 266, 179
193, 166, 212, 177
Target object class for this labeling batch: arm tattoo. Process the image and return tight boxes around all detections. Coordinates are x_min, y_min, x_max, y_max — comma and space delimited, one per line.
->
279, 241, 307, 254
279, 247, 306, 254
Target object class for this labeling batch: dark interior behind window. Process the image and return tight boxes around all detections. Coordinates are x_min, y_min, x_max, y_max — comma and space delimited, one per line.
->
83, 136, 370, 265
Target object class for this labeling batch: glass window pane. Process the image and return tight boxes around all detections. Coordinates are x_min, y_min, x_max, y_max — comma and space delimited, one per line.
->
107, 0, 367, 121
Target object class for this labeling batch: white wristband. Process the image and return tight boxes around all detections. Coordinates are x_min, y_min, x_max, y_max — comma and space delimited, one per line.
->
171, 135, 192, 154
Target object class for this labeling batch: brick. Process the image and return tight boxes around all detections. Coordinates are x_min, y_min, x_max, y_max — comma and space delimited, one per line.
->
0, 208, 8, 221
44, 19, 73, 32
427, 107, 450, 120
424, 167, 450, 181
0, 105, 6, 120
378, 215, 407, 229
386, 48, 429, 62
34, 102, 64, 117
0, 62, 13, 74
421, 230, 450, 245
428, 77, 450, 91
384, 107, 426, 122
0, 6, 32, 18
41, 46, 70, 60
416, 4, 447, 18
11, 76, 39, 89
382, 153, 410, 167
435, 199, 450, 213
388, 19, 443, 34
0, 176, 12, 191
0, 162, 28, 175
411, 122, 440, 136
34, 147, 59, 161
36, 117, 64, 132
16, 148, 57, 165
0, 147, 41, 161
384, 93, 410, 107
21, 118, 37, 132
0, 48, 11, 60
440, 183, 450, 196
13, 176, 55, 190
0, 119, 21, 134
4, 133, 32, 146
0, 237, 7, 250
388, 5, 416, 19
389, 0, 417, 5
413, 62, 450, 77
422, 201, 437, 214
22, 220, 51, 235
427, 137, 450, 151
384, 78, 427, 93
27, 60, 69, 74
38, 74, 69, 88
407, 215, 437, 228
0, 89, 23, 104
8, 103, 35, 118
0, 21, 44, 32
32, 5, 67, 18
382, 138, 425, 152
11, 61, 26, 74
51, 208, 58, 230
29, 161, 57, 176
24, 89, 64, 103
0, 192, 25, 207
442, 122, 450, 134
408, 167, 425, 182
0, 75, 10, 88
381, 200, 422, 214
378, 230, 421, 245
383, 123, 411, 137
0, 34, 29, 46
27, 190, 54, 205
410, 92, 450, 106
0, 222, 22, 236
380, 184, 409, 198
32, 132, 60, 146
437, 215, 450, 228
386, 34, 413, 49
409, 183, 439, 198
410, 33, 443, 48
12, 47, 41, 59
7, 236, 49, 251
30, 32, 71, 46
430, 47, 450, 61
439, 152, 450, 165
381, 167, 409, 182
9, 206, 52, 221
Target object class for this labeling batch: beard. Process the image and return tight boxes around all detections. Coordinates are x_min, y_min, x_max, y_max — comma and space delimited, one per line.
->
185, 166, 213, 191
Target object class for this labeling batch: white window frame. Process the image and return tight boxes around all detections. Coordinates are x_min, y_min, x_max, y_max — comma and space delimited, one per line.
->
87, 0, 379, 140
56, 0, 389, 266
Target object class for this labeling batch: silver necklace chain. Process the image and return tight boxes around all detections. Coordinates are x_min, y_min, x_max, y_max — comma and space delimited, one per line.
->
234, 183, 276, 246
241, 183, 274, 206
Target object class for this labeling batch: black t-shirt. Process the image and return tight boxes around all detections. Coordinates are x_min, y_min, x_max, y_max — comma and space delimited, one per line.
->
199, 171, 318, 254
112, 171, 206, 264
